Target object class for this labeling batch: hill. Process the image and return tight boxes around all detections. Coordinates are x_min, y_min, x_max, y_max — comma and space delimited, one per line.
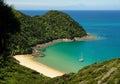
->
1, 0, 120, 83
10, 10, 87, 55
8, 10, 120, 84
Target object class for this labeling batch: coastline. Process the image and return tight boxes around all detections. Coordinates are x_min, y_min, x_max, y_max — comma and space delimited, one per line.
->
14, 35, 95, 78
32, 34, 95, 57
14, 55, 65, 78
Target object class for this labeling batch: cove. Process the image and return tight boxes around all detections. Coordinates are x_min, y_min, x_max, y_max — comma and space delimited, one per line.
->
32, 10, 120, 73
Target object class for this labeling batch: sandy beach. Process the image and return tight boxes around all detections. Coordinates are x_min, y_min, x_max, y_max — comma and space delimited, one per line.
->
14, 55, 65, 78
14, 35, 95, 78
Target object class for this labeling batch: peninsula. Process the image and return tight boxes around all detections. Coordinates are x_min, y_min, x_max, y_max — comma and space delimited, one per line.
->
1, 0, 120, 83
10, 10, 88, 55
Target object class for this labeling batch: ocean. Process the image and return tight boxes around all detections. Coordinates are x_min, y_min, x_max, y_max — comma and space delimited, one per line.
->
21, 10, 120, 73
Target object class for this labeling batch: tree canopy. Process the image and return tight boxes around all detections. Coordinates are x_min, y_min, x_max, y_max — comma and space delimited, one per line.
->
0, 0, 20, 58
9, 10, 87, 55
0, 0, 120, 83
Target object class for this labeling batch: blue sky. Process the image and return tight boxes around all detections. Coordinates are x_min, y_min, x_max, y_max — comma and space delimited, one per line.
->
6, 0, 120, 10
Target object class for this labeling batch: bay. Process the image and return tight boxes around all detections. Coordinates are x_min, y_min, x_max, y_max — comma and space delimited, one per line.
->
21, 10, 120, 73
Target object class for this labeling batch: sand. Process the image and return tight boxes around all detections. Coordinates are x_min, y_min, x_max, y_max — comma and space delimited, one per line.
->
14, 35, 95, 78
14, 55, 65, 78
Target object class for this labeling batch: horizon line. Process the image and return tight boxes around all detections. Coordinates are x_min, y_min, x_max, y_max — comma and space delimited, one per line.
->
18, 9, 120, 11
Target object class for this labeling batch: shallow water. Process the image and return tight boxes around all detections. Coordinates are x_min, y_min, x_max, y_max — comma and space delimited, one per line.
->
21, 10, 120, 73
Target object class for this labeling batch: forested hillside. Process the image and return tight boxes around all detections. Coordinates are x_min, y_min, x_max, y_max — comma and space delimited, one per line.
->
0, 0, 86, 83
10, 10, 87, 55
48, 58, 120, 84
0, 0, 49, 83
1, 0, 120, 84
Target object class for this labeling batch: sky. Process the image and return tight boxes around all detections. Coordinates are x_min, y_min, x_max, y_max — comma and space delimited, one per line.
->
6, 0, 120, 10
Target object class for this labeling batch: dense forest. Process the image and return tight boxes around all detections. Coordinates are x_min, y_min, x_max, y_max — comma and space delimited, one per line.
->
0, 0, 120, 83
10, 9, 87, 55
0, 0, 50, 83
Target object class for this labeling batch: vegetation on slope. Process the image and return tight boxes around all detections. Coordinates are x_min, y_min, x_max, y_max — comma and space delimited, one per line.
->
9, 9, 87, 55
0, 0, 20, 62
1, 0, 120, 84
0, 0, 86, 83
0, 61, 49, 84
0, 0, 50, 83
48, 58, 120, 84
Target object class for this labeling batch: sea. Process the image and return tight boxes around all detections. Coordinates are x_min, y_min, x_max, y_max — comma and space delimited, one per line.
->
21, 10, 120, 73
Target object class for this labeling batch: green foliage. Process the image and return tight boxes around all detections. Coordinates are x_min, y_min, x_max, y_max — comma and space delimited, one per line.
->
0, 0, 20, 58
1, 1, 120, 84
0, 63, 50, 84
48, 58, 120, 84
0, 0, 87, 83
9, 10, 87, 55
0, 0, 49, 83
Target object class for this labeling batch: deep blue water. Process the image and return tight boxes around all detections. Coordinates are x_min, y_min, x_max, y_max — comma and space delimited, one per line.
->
20, 10, 120, 73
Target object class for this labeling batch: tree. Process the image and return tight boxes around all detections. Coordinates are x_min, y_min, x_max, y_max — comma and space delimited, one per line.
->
0, 0, 20, 59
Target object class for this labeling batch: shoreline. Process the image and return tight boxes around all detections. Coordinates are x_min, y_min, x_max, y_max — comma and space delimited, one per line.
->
14, 35, 95, 78
32, 34, 95, 57
14, 55, 65, 78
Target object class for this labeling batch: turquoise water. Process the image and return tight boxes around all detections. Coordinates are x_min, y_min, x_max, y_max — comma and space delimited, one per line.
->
22, 10, 120, 73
